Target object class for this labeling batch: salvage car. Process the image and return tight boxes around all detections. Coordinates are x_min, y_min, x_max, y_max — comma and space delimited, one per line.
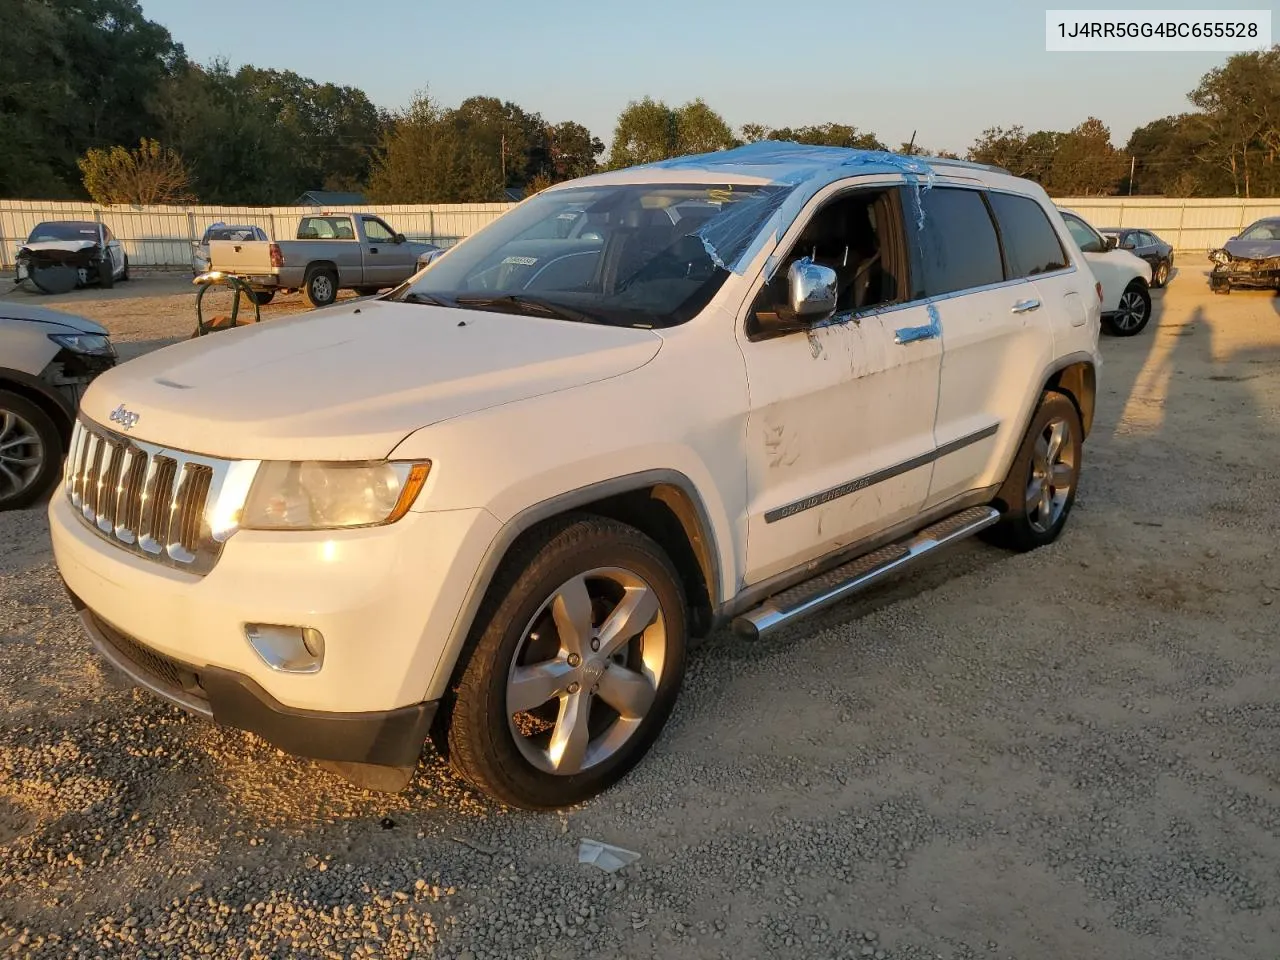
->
207, 212, 442, 307
192, 223, 268, 277
1058, 209, 1153, 336
1208, 217, 1280, 294
51, 144, 1102, 809
0, 302, 116, 510
15, 221, 129, 295
1100, 227, 1174, 288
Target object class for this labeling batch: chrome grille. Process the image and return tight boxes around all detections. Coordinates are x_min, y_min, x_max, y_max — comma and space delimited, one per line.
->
64, 419, 259, 576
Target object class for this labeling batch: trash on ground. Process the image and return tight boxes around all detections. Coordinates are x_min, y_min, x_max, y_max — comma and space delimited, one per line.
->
578, 839, 641, 873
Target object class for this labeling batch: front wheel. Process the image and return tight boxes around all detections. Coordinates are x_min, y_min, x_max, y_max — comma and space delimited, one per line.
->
445, 516, 688, 809
1102, 282, 1151, 336
0, 391, 62, 511
98, 256, 115, 289
985, 391, 1083, 552
120, 254, 130, 282
305, 268, 338, 308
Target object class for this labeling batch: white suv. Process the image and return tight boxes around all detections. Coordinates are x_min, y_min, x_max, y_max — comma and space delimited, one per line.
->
50, 145, 1102, 809
1058, 208, 1154, 336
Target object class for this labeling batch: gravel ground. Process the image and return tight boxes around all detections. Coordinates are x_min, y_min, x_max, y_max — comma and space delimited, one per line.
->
2, 258, 1279, 959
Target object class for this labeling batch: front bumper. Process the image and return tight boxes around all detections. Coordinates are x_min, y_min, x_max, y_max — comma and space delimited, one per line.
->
50, 492, 502, 715
68, 589, 437, 767
1209, 260, 1280, 289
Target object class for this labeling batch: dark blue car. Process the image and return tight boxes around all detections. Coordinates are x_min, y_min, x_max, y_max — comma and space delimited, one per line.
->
1209, 217, 1280, 293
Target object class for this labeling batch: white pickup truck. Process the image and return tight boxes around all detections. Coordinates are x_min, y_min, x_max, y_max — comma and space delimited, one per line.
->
208, 212, 442, 307
51, 144, 1102, 810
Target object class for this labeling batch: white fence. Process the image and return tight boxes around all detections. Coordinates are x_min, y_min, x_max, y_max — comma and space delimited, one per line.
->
1049, 197, 1280, 252
0, 201, 517, 270
3, 196, 1279, 269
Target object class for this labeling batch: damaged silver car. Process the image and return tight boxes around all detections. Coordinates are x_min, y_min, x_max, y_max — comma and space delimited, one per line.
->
1209, 217, 1280, 294
15, 221, 130, 295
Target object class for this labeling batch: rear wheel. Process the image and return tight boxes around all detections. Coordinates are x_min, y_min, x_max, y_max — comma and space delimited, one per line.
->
120, 254, 130, 282
1153, 260, 1169, 287
445, 516, 687, 809
98, 256, 115, 289
985, 391, 1083, 553
357, 286, 383, 297
1102, 281, 1150, 336
0, 391, 62, 512
247, 289, 275, 306
305, 268, 338, 308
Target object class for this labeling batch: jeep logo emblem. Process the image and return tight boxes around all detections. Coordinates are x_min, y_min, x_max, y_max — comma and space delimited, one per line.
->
109, 403, 140, 432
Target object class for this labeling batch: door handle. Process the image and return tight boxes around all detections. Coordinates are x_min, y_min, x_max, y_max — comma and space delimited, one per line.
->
1011, 298, 1041, 314
369, 247, 379, 254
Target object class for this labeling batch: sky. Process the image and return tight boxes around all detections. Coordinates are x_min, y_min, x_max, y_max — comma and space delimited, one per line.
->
138, 0, 1259, 154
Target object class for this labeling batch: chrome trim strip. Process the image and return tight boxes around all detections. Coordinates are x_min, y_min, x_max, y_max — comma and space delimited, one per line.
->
764, 422, 1000, 524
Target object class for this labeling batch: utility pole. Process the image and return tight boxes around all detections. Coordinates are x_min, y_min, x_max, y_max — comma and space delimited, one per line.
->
1128, 155, 1135, 195
906, 130, 917, 156
500, 133, 507, 186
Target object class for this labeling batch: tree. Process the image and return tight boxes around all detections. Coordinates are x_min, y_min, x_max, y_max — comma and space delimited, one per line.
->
1044, 118, 1125, 196
607, 98, 735, 168
367, 91, 503, 203
740, 122, 885, 151
544, 121, 604, 182
0, 0, 184, 198
78, 138, 193, 204
1190, 47, 1280, 197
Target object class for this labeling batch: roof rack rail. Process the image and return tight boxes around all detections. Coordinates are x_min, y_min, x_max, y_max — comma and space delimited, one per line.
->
917, 156, 1012, 176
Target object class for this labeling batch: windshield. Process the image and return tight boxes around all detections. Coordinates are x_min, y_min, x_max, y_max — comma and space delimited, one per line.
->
388, 181, 788, 328
1239, 221, 1280, 241
27, 222, 99, 243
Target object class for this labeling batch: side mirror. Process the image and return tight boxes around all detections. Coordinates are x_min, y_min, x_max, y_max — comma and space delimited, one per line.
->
1103, 235, 1118, 251
1227, 235, 1238, 242
394, 233, 406, 244
788, 258, 838, 321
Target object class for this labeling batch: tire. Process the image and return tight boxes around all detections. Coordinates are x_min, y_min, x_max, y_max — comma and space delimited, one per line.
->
985, 391, 1083, 553
98, 256, 114, 289
247, 289, 275, 306
445, 515, 688, 810
304, 267, 338, 308
0, 391, 63, 512
356, 286, 383, 297
1102, 281, 1150, 336
1153, 260, 1169, 288
120, 255, 130, 282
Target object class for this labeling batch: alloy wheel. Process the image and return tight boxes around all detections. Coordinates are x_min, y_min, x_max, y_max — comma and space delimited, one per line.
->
1025, 418, 1075, 534
0, 410, 45, 503
506, 567, 667, 775
1114, 290, 1148, 332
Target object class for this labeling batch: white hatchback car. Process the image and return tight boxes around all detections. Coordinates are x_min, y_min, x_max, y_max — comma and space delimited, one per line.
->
1058, 208, 1154, 336
52, 145, 1103, 809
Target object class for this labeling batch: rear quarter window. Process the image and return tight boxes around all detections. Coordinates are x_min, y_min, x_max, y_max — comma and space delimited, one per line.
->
916, 187, 1005, 297
987, 192, 1070, 278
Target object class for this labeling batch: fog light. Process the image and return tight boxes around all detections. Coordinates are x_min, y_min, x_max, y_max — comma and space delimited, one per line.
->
244, 624, 325, 673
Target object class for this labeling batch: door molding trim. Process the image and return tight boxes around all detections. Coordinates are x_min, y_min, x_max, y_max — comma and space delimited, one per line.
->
763, 422, 1000, 523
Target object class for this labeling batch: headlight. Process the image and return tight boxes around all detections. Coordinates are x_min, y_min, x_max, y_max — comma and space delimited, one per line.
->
241, 460, 430, 530
1209, 249, 1230, 265
48, 333, 115, 355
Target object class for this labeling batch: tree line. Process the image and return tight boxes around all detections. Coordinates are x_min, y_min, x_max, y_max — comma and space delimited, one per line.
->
3, 1, 1279, 204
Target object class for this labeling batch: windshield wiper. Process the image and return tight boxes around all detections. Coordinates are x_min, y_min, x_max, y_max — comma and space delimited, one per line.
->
453, 294, 602, 325
396, 290, 455, 307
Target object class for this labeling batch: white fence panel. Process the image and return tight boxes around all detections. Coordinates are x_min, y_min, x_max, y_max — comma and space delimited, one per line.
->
6, 196, 1280, 268
0, 201, 518, 269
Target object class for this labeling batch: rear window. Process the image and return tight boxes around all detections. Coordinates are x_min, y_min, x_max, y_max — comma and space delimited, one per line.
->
298, 217, 355, 240
916, 187, 1004, 297
987, 192, 1069, 278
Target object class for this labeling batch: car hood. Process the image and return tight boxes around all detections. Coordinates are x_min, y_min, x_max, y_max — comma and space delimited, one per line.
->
20, 240, 100, 254
79, 299, 663, 461
0, 301, 108, 335
1222, 238, 1280, 260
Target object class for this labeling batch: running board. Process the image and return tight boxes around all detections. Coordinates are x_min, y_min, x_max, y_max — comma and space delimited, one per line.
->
732, 505, 1001, 640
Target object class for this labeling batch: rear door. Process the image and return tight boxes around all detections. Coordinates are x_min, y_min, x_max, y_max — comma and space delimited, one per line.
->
919, 185, 1064, 508
359, 216, 414, 287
